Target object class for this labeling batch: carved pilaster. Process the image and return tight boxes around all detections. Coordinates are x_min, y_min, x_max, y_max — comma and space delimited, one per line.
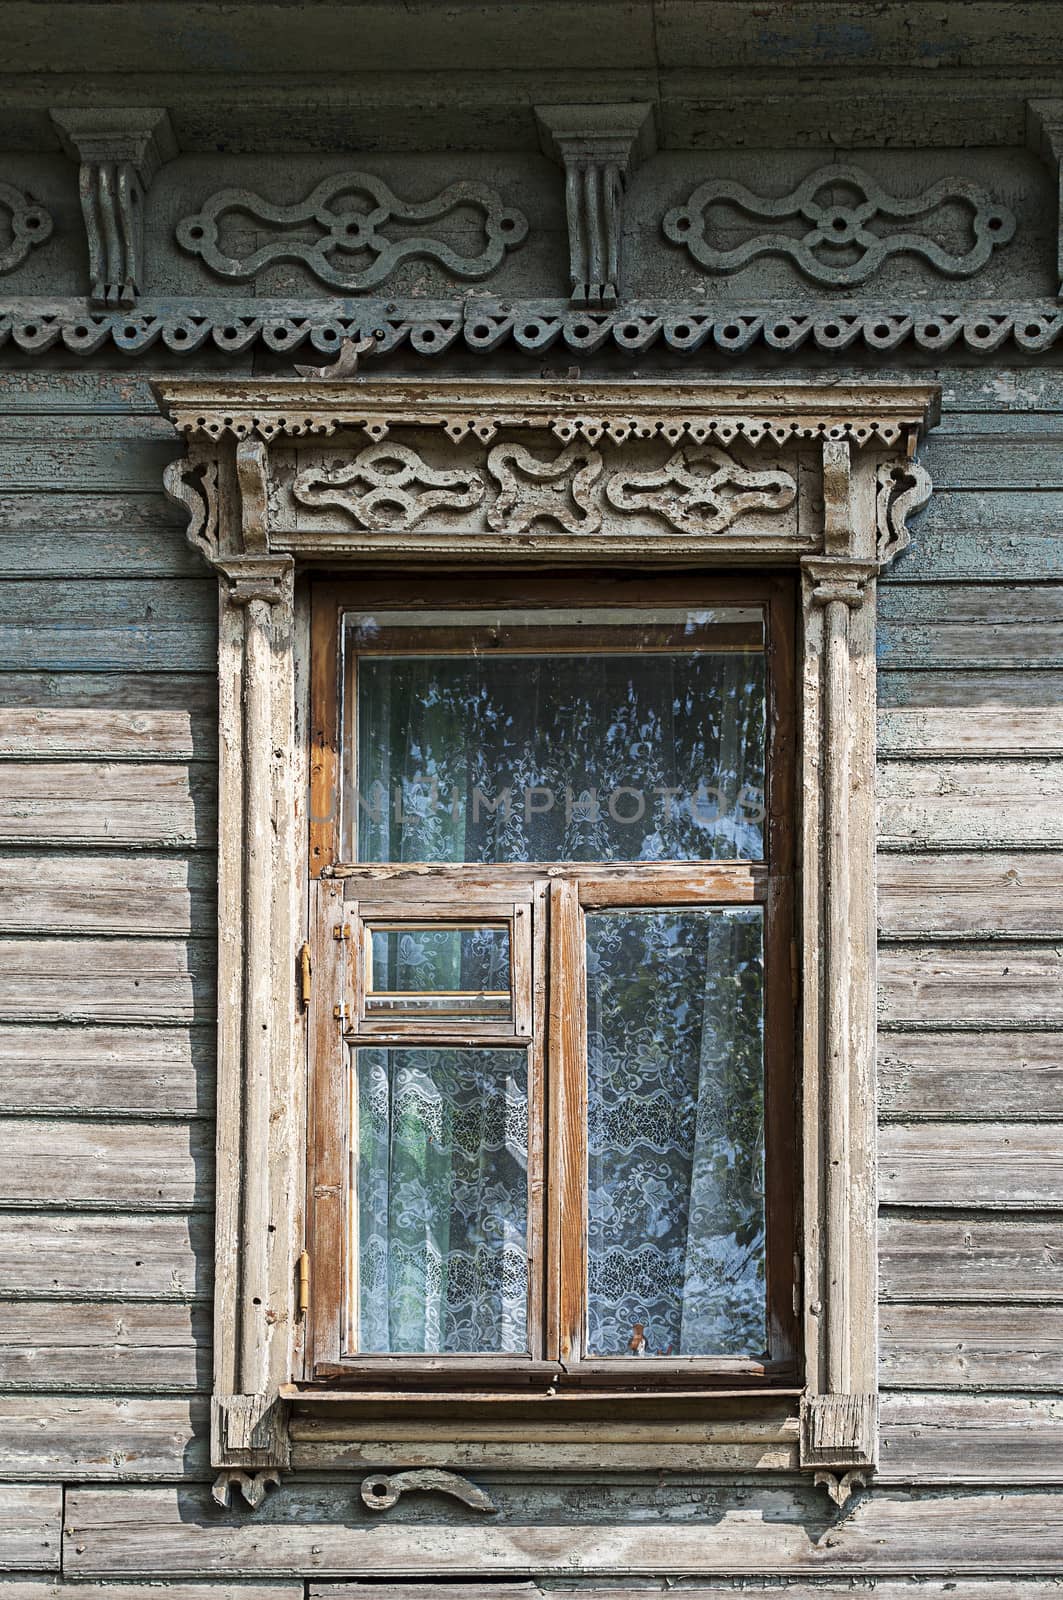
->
1028, 100, 1063, 297
536, 103, 655, 307
50, 107, 177, 305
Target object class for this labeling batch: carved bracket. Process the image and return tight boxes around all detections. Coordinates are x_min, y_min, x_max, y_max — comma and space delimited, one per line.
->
360, 1470, 497, 1514
50, 108, 177, 305
536, 103, 655, 307
212, 1469, 282, 1511
664, 164, 1015, 287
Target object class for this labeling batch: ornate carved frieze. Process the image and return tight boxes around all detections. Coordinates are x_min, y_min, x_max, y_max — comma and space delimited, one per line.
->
5, 295, 1061, 359
175, 172, 528, 291
50, 108, 177, 305
0, 183, 53, 274
664, 165, 1016, 286
536, 103, 655, 307
293, 442, 485, 530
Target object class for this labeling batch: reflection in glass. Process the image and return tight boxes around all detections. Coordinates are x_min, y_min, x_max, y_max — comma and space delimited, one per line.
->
365, 923, 511, 1019
352, 1046, 529, 1354
349, 607, 765, 864
585, 908, 765, 1357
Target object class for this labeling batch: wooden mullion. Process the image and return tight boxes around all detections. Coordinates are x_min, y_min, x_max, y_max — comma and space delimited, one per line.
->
547, 878, 586, 1366
305, 878, 349, 1377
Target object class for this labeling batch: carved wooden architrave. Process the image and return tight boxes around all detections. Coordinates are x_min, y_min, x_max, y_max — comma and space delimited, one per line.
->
153, 377, 938, 1510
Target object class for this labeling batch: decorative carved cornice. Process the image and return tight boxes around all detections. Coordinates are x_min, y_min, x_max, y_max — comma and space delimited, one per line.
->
4, 296, 1061, 359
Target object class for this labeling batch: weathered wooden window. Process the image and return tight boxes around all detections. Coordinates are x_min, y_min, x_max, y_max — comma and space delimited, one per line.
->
156, 376, 938, 1507
305, 576, 796, 1385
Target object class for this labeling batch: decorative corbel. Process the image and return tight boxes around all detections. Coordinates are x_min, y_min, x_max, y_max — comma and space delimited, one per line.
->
50, 107, 177, 305
535, 102, 655, 307
1027, 99, 1063, 298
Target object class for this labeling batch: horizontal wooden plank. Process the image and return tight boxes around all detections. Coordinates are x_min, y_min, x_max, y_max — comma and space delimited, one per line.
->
878, 944, 1063, 1028
0, 372, 161, 415
878, 853, 1063, 939
62, 1481, 1063, 1575
6, 1587, 302, 1600
0, 1483, 60, 1573
879, 1032, 1063, 1121
878, 1394, 1063, 1483
0, 938, 216, 1025
878, 585, 1063, 670
880, 1304, 1063, 1388
877, 705, 1063, 757
0, 491, 200, 579
0, 762, 216, 849
0, 1396, 207, 1480
877, 760, 1063, 849
0, 1211, 212, 1300
0, 673, 216, 760
0, 435, 176, 494
0, 1300, 209, 1392
881, 1123, 1063, 1209
890, 488, 1063, 582
0, 1119, 213, 1211
0, 579, 215, 672
0, 855, 215, 937
924, 433, 1063, 491
312, 1587, 1063, 1600
879, 667, 1063, 710
0, 1023, 214, 1117
880, 1212, 1063, 1303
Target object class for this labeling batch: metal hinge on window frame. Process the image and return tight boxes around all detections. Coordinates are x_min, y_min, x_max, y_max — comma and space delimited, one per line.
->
299, 942, 312, 1007
297, 1250, 310, 1317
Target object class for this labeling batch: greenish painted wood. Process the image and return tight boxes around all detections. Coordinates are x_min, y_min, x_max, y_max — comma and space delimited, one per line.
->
0, 580, 215, 673
0, 492, 201, 579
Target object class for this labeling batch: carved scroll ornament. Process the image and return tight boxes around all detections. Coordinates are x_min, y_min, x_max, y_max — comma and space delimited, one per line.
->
664, 165, 1016, 286
0, 182, 53, 274
176, 172, 529, 291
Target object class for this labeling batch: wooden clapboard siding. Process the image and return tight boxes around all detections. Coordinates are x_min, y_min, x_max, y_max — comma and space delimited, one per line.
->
0, 855, 216, 937
924, 423, 1063, 491
877, 1394, 1063, 1482
0, 578, 216, 672
0, 937, 216, 1024
0, 491, 200, 579
0, 1119, 213, 1210
0, 762, 216, 848
0, 1396, 208, 1480
0, 1483, 61, 1572
313, 1588, 1063, 1600
881, 1124, 1063, 1208
878, 853, 1063, 938
60, 1481, 1063, 1575
878, 584, 1063, 669
0, 420, 176, 493
0, 673, 216, 760
880, 1304, 1063, 1387
0, 1300, 209, 1392
890, 487, 1063, 581
877, 759, 1063, 849
879, 1031, 1063, 1120
4, 1588, 303, 1600
0, 1211, 212, 1300
880, 1211, 1063, 1302
0, 1025, 215, 1117
877, 704, 1063, 756
878, 945, 1063, 1027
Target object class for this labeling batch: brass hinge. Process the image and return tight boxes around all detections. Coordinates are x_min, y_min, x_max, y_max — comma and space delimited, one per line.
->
333, 1003, 348, 1022
297, 1250, 310, 1317
333, 923, 351, 941
299, 941, 312, 1007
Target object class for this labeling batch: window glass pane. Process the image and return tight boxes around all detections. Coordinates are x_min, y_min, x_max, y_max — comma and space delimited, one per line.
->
347, 606, 765, 864
365, 923, 511, 1020
585, 907, 764, 1358
351, 1046, 529, 1354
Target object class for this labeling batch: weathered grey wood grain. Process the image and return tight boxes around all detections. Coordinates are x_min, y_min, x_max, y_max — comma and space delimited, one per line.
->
877, 760, 1063, 849
879, 944, 1063, 1027
0, 1211, 212, 1300
5, 1587, 301, 1600
877, 705, 1063, 757
0, 1024, 214, 1117
879, 1031, 1063, 1121
312, 1587, 1063, 1600
878, 1394, 1063, 1483
880, 1304, 1063, 1387
878, 853, 1063, 939
881, 1123, 1063, 1208
0, 937, 216, 1025
878, 585, 1063, 669
0, 1118, 213, 1210
0, 579, 215, 672
60, 1480, 1063, 1575
924, 432, 1063, 491
0, 855, 215, 936
0, 1483, 60, 1573
0, 674, 216, 760
0, 1396, 207, 1480
0, 491, 199, 579
0, 427, 176, 493
879, 667, 1063, 711
880, 1212, 1063, 1302
0, 1299, 209, 1391
890, 489, 1063, 582
0, 763, 216, 849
